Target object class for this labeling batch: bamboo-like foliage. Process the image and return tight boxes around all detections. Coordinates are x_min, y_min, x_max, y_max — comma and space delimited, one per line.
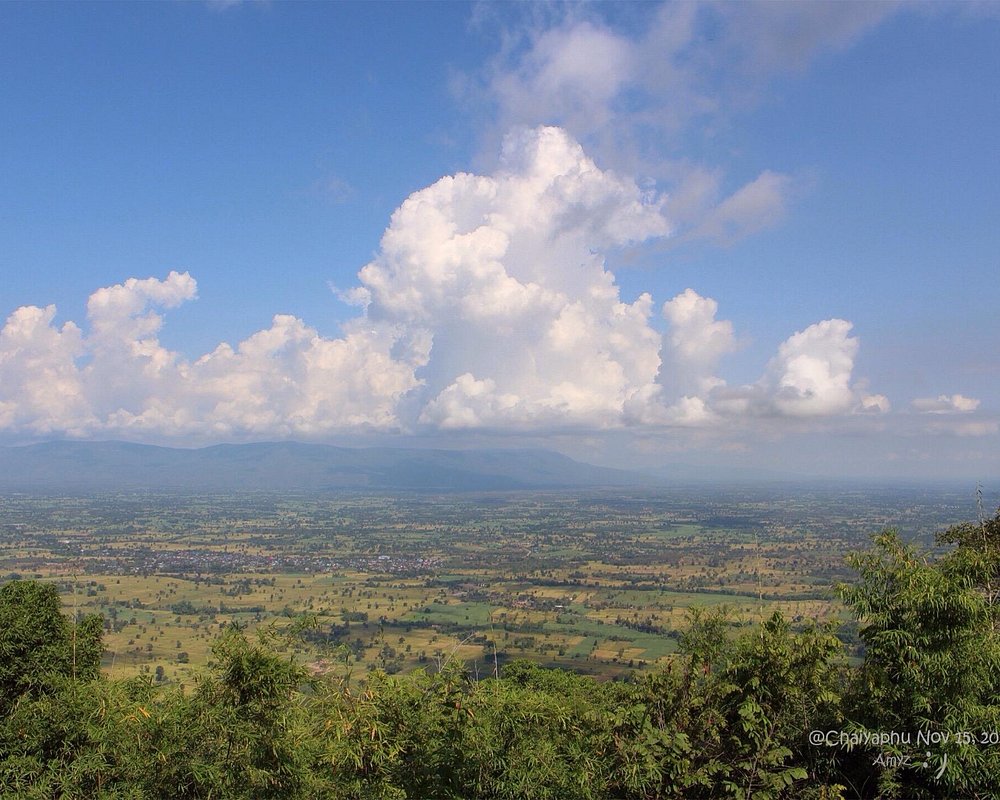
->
838, 518, 1000, 799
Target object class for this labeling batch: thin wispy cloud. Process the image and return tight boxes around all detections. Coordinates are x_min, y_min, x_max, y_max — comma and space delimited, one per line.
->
462, 1, 901, 245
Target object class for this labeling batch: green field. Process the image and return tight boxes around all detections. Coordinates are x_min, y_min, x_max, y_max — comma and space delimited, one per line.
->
0, 485, 973, 681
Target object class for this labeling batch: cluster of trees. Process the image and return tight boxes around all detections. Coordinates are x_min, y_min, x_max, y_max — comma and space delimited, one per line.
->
3, 512, 1000, 798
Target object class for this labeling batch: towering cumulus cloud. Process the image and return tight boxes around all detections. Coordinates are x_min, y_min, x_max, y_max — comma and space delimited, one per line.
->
361, 126, 669, 429
0, 126, 893, 442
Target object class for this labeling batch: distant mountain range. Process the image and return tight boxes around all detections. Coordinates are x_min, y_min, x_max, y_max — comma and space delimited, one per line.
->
0, 441, 655, 492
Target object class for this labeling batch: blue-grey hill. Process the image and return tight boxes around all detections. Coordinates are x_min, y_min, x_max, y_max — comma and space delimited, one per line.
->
0, 441, 652, 492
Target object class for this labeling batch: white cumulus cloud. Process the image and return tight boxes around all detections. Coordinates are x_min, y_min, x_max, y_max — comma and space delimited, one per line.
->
467, 3, 900, 246
358, 126, 669, 430
759, 319, 860, 417
858, 394, 891, 414
0, 127, 883, 443
706, 319, 864, 421
0, 305, 90, 435
0, 272, 422, 440
913, 394, 981, 414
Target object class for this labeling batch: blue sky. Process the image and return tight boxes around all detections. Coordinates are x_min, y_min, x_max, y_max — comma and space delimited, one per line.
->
1, 1, 998, 480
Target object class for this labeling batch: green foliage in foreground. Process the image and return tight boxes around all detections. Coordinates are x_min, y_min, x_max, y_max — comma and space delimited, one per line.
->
4, 512, 1000, 799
